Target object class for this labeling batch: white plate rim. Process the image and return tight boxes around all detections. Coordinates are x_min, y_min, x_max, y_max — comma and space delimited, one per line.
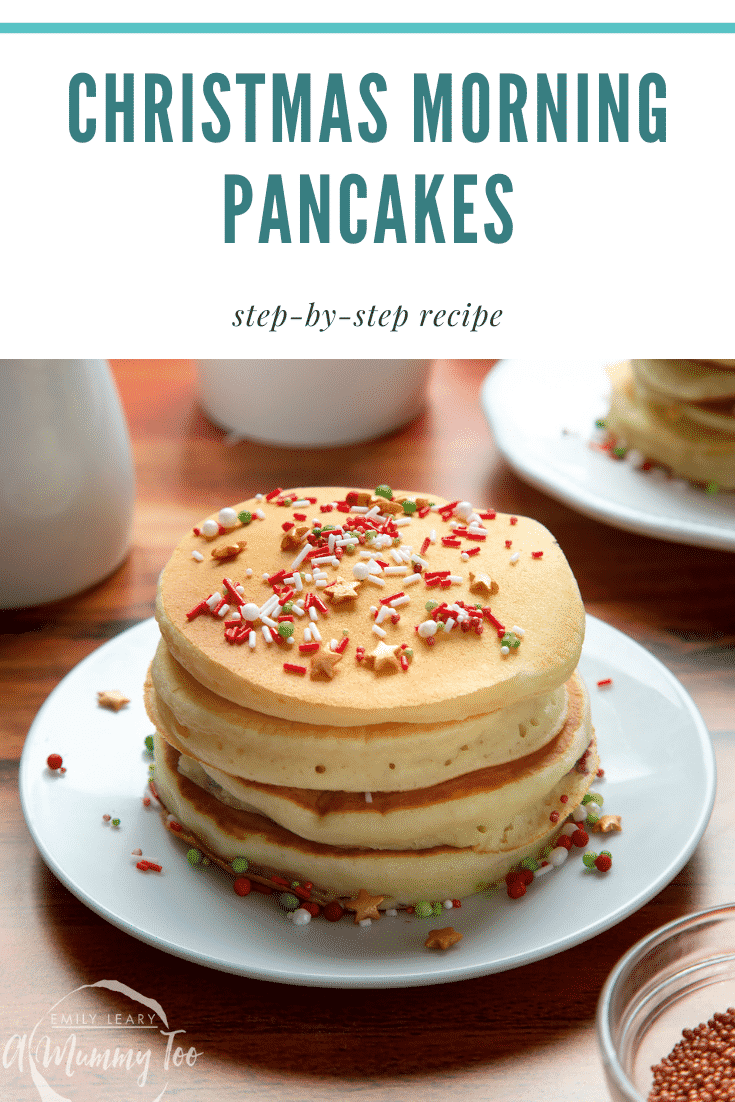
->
19, 616, 716, 988
481, 360, 735, 552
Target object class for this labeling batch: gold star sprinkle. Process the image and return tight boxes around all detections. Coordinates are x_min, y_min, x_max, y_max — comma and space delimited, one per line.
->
310, 648, 342, 680
345, 888, 384, 924
280, 525, 309, 551
324, 577, 361, 603
425, 927, 463, 951
591, 814, 623, 833
211, 540, 247, 561
97, 690, 130, 712
365, 641, 402, 673
469, 571, 498, 597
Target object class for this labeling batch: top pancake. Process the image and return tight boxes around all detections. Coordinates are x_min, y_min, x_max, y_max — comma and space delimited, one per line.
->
631, 360, 735, 403
155, 487, 585, 726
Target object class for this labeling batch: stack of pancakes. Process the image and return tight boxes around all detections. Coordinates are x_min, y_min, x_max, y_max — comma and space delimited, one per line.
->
146, 487, 596, 905
606, 360, 735, 488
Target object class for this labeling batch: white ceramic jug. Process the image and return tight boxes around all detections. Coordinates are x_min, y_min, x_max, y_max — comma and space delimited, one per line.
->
0, 361, 135, 609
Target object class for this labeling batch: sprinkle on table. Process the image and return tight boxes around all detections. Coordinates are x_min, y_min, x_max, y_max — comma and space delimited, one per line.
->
424, 927, 463, 950
283, 663, 307, 675
596, 678, 613, 688
97, 690, 130, 712
46, 753, 63, 771
344, 888, 384, 924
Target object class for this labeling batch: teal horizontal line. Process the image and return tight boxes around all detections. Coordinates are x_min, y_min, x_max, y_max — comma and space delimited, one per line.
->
1, 22, 735, 33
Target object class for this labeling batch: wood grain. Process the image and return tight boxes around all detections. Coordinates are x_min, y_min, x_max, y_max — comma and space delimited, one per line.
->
1, 359, 733, 1102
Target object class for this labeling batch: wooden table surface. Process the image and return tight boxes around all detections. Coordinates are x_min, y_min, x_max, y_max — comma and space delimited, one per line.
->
2, 359, 734, 1101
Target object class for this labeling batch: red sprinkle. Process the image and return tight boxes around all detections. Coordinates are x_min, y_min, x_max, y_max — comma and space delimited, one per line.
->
441, 537, 461, 547
572, 829, 589, 848
466, 532, 486, 541
293, 512, 306, 521
597, 678, 613, 688
168, 821, 182, 833
233, 878, 252, 896
265, 488, 282, 501
531, 551, 544, 559
452, 900, 462, 909
555, 835, 573, 851
185, 600, 209, 621
320, 503, 333, 513
420, 537, 431, 555
549, 811, 560, 823
560, 794, 568, 804
301, 901, 321, 917
284, 662, 308, 674
47, 753, 63, 771
479, 511, 496, 520
335, 636, 350, 654
507, 880, 526, 899
505, 540, 512, 549
323, 901, 345, 922
298, 642, 320, 654
595, 854, 613, 872
465, 546, 481, 556
509, 517, 518, 525
282, 521, 294, 531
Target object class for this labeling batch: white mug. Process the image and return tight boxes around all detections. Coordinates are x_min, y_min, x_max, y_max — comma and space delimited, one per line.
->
197, 360, 432, 447
0, 361, 135, 609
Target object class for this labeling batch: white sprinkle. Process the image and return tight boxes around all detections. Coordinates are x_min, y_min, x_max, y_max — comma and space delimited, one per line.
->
500, 645, 510, 656
245, 569, 252, 577
367, 559, 383, 575
449, 520, 458, 528
390, 550, 404, 564
310, 623, 322, 642
375, 606, 389, 624
511, 625, 525, 636
206, 591, 222, 609
352, 562, 370, 581
201, 518, 219, 538
328, 534, 336, 553
255, 509, 266, 520
390, 595, 410, 607
259, 594, 280, 617
304, 573, 313, 583
455, 501, 473, 519
510, 552, 520, 563
261, 572, 270, 582
351, 505, 369, 513
394, 517, 412, 526
412, 554, 429, 568
291, 908, 312, 925
364, 792, 373, 803
330, 638, 339, 651
468, 513, 482, 525
228, 610, 241, 622
286, 635, 295, 645
443, 900, 454, 909
448, 574, 463, 584
369, 605, 378, 614
384, 908, 398, 917
248, 631, 256, 648
372, 624, 387, 637
429, 528, 437, 542
262, 626, 273, 643
336, 537, 357, 548
312, 556, 334, 567
292, 573, 303, 592
309, 607, 318, 622
418, 620, 438, 637
573, 805, 588, 822
290, 543, 311, 570
304, 627, 312, 643
561, 822, 577, 836
365, 574, 386, 587
366, 505, 381, 518
218, 507, 239, 528
403, 572, 422, 586
444, 617, 455, 632
191, 550, 204, 562
242, 602, 259, 621
293, 604, 305, 617
255, 493, 263, 500
550, 847, 568, 867
400, 549, 413, 562
534, 862, 553, 877
261, 615, 278, 629
468, 523, 486, 534
236, 584, 246, 595
358, 918, 373, 927
291, 499, 310, 508
384, 565, 408, 576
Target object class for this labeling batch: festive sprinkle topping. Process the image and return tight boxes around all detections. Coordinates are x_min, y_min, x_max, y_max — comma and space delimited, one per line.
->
97, 689, 130, 712
46, 753, 63, 771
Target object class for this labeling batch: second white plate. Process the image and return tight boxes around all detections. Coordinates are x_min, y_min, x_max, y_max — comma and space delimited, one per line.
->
481, 360, 735, 551
19, 616, 715, 988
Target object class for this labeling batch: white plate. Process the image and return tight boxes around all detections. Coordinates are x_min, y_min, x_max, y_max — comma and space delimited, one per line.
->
20, 617, 715, 988
481, 360, 735, 551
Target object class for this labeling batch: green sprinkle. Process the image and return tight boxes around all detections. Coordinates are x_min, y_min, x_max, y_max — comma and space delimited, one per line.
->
186, 848, 202, 866
540, 844, 554, 859
344, 542, 356, 554
414, 901, 433, 919
281, 601, 294, 614
283, 498, 292, 507
402, 500, 417, 514
393, 537, 401, 546
291, 881, 300, 889
321, 525, 335, 532
595, 418, 607, 429
374, 485, 393, 500
312, 527, 322, 538
238, 511, 252, 525
231, 857, 249, 873
111, 818, 120, 828
425, 600, 439, 611
148, 764, 155, 775
612, 446, 627, 459
342, 628, 349, 636
201, 856, 211, 867
279, 892, 300, 911
501, 632, 521, 650
144, 735, 154, 754
706, 481, 720, 495
582, 853, 598, 868
277, 622, 294, 639
365, 530, 376, 541
586, 792, 604, 807
432, 901, 443, 916
520, 857, 539, 871
600, 850, 612, 858
404, 648, 413, 658
586, 811, 600, 826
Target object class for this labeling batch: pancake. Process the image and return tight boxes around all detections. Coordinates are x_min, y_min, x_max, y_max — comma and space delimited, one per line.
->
155, 488, 585, 727
162, 671, 590, 851
149, 486, 597, 906
606, 361, 735, 489
631, 359, 735, 404
146, 640, 570, 791
153, 731, 599, 905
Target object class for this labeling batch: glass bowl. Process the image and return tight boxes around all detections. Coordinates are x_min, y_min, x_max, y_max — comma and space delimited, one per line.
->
597, 903, 735, 1101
